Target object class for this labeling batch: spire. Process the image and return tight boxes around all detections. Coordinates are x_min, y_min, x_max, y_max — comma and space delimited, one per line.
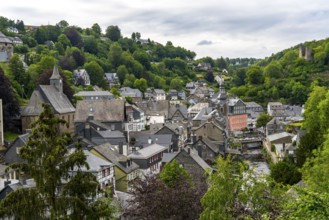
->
49, 65, 63, 93
50, 65, 61, 80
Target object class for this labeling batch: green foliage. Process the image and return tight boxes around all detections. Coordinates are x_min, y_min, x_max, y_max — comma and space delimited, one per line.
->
160, 160, 190, 188
297, 86, 327, 166
0, 103, 116, 219
108, 42, 123, 68
301, 133, 329, 193
64, 26, 83, 48
270, 156, 301, 185
246, 65, 263, 85
105, 25, 121, 41
133, 78, 147, 92
84, 60, 105, 87
282, 132, 329, 219
0, 67, 20, 131
110, 88, 120, 97
201, 156, 286, 219
169, 78, 183, 90
256, 113, 272, 128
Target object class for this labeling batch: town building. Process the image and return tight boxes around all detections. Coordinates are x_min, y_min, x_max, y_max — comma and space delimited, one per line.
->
21, 66, 75, 133
227, 98, 248, 131
73, 69, 90, 86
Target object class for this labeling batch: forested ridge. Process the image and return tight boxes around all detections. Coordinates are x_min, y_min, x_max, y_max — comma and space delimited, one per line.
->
2, 15, 329, 109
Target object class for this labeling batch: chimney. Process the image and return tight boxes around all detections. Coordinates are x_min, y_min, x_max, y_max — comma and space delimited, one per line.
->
187, 147, 191, 155
197, 144, 202, 158
119, 142, 123, 154
4, 180, 11, 187
192, 134, 196, 144
19, 172, 26, 185
282, 143, 286, 152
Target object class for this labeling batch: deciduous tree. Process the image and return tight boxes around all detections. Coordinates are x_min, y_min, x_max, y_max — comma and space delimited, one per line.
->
105, 25, 121, 41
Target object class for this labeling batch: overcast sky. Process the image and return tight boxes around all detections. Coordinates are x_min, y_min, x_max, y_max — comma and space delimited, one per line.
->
1, 0, 329, 58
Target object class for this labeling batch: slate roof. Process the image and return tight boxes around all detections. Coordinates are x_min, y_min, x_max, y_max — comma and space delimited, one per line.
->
131, 133, 173, 147
97, 130, 125, 139
77, 150, 113, 173
168, 104, 188, 119
136, 100, 169, 117
245, 102, 264, 111
21, 85, 75, 116
74, 91, 113, 98
89, 120, 112, 130
163, 148, 212, 172
154, 89, 165, 94
120, 87, 142, 98
268, 132, 293, 142
129, 143, 167, 159
4, 133, 30, 165
74, 99, 125, 122
93, 143, 139, 174
0, 32, 13, 44
162, 152, 179, 163
193, 107, 216, 121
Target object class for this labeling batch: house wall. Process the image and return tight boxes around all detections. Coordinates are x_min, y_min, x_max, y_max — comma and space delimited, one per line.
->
156, 127, 179, 151
22, 112, 75, 134
174, 151, 208, 188
90, 149, 128, 192
194, 123, 225, 142
191, 141, 217, 163
0, 40, 13, 61
228, 114, 248, 131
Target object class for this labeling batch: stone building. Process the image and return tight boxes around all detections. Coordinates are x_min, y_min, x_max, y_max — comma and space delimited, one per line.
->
299, 46, 313, 61
0, 32, 13, 62
21, 66, 75, 133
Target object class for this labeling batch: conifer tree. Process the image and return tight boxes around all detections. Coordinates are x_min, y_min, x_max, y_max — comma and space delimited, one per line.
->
0, 103, 115, 219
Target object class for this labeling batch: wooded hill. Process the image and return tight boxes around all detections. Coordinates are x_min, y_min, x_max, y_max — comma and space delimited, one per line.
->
1, 15, 329, 109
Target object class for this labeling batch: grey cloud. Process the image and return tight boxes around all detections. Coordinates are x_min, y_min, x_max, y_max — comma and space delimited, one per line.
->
197, 40, 213, 46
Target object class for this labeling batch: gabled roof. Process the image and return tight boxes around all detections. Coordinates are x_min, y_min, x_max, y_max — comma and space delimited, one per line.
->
192, 137, 225, 155
93, 143, 139, 174
136, 100, 169, 117
21, 85, 75, 116
129, 144, 167, 159
77, 150, 113, 173
154, 89, 165, 94
268, 132, 293, 142
163, 148, 212, 172
74, 91, 113, 97
74, 99, 124, 122
192, 120, 225, 133
120, 87, 142, 98
0, 32, 13, 44
228, 98, 245, 107
168, 104, 187, 119
131, 133, 173, 147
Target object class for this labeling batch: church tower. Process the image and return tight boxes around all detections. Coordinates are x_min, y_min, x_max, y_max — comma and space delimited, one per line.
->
50, 65, 63, 93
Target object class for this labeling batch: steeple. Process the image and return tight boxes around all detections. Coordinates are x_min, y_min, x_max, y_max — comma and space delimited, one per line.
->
50, 65, 63, 93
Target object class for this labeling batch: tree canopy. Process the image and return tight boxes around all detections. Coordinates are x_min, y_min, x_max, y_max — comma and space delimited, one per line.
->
0, 103, 116, 219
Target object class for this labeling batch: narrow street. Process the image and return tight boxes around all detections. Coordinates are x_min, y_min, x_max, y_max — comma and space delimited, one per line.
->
263, 140, 278, 164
